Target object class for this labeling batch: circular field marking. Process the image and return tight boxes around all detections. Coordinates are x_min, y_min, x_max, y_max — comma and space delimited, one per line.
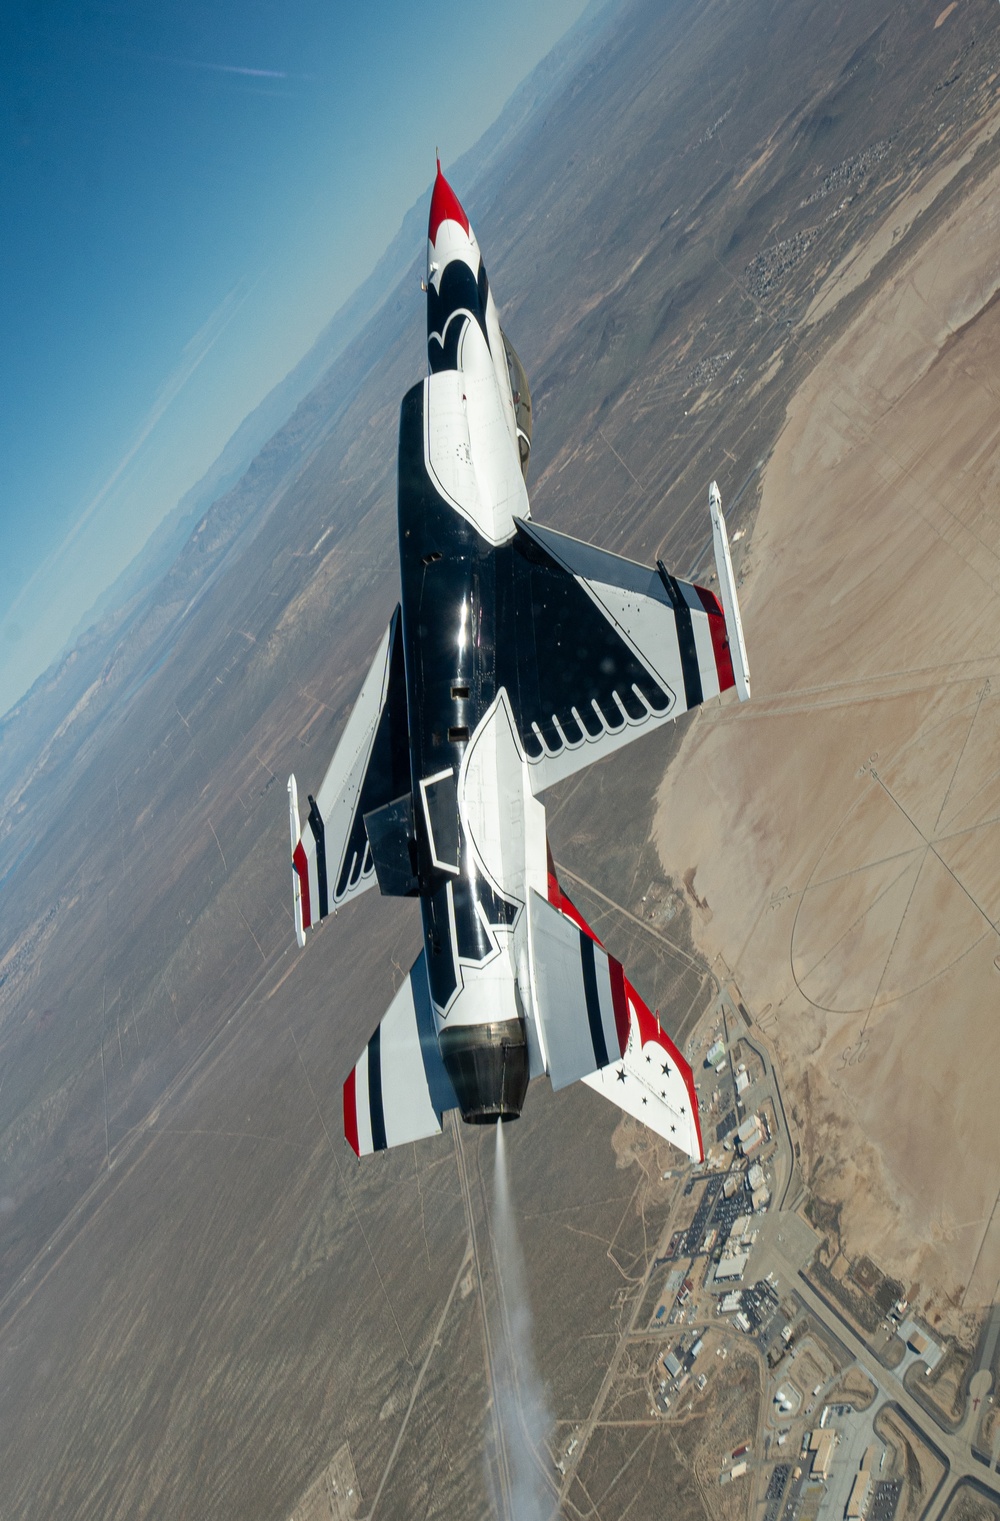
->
790, 686, 1000, 1015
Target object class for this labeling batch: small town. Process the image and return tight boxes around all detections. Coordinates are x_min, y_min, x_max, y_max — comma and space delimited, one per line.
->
585, 978, 1000, 1521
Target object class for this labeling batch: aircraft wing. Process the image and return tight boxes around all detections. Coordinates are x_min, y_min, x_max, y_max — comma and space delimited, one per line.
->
288, 608, 410, 943
343, 950, 459, 1156
501, 485, 749, 794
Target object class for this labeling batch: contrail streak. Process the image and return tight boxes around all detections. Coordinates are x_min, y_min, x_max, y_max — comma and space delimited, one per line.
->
168, 58, 291, 79
140, 52, 314, 81
488, 1123, 554, 1519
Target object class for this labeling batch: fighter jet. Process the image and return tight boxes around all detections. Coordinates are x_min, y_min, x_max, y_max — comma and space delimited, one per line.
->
287, 162, 750, 1160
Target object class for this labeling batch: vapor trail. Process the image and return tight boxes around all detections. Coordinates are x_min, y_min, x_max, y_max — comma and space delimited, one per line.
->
138, 53, 315, 81
488, 1122, 553, 1519
167, 59, 292, 78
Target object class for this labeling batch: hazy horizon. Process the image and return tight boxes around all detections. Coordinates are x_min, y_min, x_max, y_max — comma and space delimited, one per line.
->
0, 0, 592, 717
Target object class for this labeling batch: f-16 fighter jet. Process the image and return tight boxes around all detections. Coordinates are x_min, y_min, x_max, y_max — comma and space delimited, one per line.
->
288, 163, 750, 1160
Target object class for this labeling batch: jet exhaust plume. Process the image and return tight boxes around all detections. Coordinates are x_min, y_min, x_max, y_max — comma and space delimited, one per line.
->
487, 1122, 553, 1519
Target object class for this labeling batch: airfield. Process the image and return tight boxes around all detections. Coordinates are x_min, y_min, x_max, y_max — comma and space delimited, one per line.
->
2, 0, 1000, 1517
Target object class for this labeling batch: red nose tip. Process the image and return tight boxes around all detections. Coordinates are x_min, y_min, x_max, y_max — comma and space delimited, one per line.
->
429, 159, 470, 244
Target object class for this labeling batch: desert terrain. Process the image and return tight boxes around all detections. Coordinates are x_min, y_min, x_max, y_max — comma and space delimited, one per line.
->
2, 0, 1000, 1516
656, 102, 1000, 1328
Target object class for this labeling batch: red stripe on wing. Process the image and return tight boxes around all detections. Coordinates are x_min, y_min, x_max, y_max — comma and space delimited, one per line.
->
608, 958, 631, 1057
292, 839, 312, 929
343, 1068, 360, 1157
629, 984, 705, 1163
681, 1055, 705, 1163
695, 584, 735, 693
546, 844, 602, 945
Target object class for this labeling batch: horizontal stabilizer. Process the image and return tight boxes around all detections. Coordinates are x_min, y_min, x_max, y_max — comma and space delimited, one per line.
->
582, 1001, 702, 1163
344, 951, 459, 1157
529, 864, 703, 1161
529, 889, 628, 1089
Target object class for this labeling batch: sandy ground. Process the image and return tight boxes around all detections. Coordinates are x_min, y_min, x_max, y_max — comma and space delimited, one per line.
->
654, 151, 1000, 1329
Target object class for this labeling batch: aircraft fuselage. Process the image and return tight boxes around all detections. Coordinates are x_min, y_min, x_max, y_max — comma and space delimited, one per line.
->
396, 182, 543, 1121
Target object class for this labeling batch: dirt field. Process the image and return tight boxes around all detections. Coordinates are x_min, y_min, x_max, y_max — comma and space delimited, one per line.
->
826, 1365, 877, 1411
655, 136, 1000, 1331
875, 1406, 947, 1521
920, 1342, 975, 1425
940, 1485, 1000, 1521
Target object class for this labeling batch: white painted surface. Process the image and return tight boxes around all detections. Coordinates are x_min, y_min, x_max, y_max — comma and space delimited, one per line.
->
710, 480, 751, 700
583, 1002, 702, 1161
304, 617, 395, 917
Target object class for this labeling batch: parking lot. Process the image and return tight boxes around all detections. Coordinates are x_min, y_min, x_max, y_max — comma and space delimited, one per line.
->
777, 1461, 810, 1521
763, 1463, 791, 1521
681, 1177, 724, 1257
716, 1108, 737, 1142
868, 1479, 901, 1521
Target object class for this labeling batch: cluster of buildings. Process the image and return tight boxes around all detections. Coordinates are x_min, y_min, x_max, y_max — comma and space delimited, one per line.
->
720, 1444, 750, 1485
655, 1334, 707, 1411
736, 1110, 768, 1158
713, 1214, 757, 1284
801, 1429, 882, 1519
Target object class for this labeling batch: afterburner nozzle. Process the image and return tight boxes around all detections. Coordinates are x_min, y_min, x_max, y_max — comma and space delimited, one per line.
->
439, 1019, 529, 1124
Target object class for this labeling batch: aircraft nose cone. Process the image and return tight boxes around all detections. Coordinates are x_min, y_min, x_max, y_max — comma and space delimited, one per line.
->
429, 160, 470, 245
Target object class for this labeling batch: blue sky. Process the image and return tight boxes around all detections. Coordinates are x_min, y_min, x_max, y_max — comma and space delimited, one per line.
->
0, 0, 590, 716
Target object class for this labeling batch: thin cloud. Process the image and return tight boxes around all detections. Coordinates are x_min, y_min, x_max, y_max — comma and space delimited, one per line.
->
140, 53, 315, 82
3, 281, 256, 631
167, 58, 292, 79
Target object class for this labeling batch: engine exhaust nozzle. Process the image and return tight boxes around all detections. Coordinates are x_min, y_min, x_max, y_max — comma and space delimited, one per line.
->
439, 1019, 529, 1124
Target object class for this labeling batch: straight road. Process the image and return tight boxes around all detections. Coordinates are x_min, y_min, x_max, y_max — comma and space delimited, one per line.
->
551, 1175, 689, 1518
